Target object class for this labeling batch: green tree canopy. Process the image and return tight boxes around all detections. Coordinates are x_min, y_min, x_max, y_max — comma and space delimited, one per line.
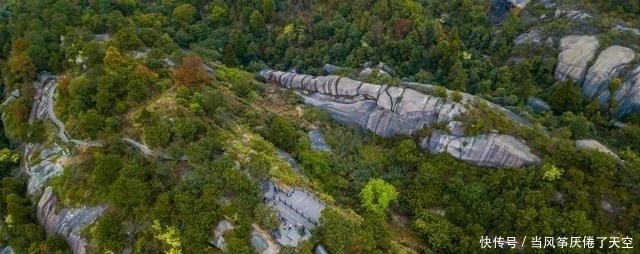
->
359, 178, 398, 216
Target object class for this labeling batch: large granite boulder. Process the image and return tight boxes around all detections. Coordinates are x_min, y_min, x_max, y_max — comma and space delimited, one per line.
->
527, 96, 551, 113
555, 35, 599, 83
37, 187, 106, 254
308, 130, 331, 151
575, 139, 619, 160
582, 46, 635, 99
421, 132, 540, 168
508, 0, 530, 8
615, 66, 640, 117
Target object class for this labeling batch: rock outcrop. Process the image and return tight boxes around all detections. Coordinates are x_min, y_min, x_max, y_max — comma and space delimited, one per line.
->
421, 132, 540, 168
211, 220, 235, 251
261, 69, 540, 168
308, 130, 331, 151
555, 35, 599, 83
526, 96, 551, 113
514, 29, 543, 46
122, 138, 173, 160
27, 145, 63, 195
262, 70, 467, 137
37, 187, 107, 254
508, 0, 530, 9
575, 139, 619, 160
615, 66, 640, 117
554, 9, 592, 20
582, 46, 635, 99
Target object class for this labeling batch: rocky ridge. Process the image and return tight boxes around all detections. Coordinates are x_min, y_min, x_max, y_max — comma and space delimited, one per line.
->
1, 74, 107, 254
261, 69, 540, 168
37, 187, 107, 254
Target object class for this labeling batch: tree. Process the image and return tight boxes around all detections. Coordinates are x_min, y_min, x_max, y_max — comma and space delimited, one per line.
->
103, 46, 129, 72
548, 79, 584, 114
173, 56, 211, 86
113, 26, 144, 51
172, 4, 197, 26
249, 10, 265, 30
359, 178, 398, 216
8, 50, 36, 85
262, 0, 276, 20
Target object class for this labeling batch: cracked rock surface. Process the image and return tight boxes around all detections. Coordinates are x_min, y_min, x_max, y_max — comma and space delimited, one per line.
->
261, 69, 540, 168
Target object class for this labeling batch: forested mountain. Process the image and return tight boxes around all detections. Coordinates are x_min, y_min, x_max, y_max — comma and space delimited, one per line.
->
0, 0, 639, 253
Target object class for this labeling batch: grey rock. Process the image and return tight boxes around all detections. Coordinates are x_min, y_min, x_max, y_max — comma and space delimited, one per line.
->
611, 120, 628, 128
545, 37, 554, 47
514, 29, 542, 46
508, 0, 531, 8
555, 35, 599, 83
446, 121, 465, 136
1, 89, 20, 106
612, 24, 640, 36
322, 64, 347, 75
375, 62, 396, 76
263, 69, 539, 168
541, 0, 556, 9
583, 46, 635, 99
211, 220, 235, 251
526, 96, 551, 113
308, 130, 331, 151
27, 145, 63, 195
251, 234, 268, 252
315, 245, 329, 254
615, 66, 640, 117
276, 149, 299, 171
554, 9, 592, 20
93, 33, 110, 41
421, 132, 540, 168
0, 247, 13, 254
601, 200, 616, 213
575, 139, 619, 160
122, 138, 172, 160
358, 67, 390, 79
37, 187, 106, 254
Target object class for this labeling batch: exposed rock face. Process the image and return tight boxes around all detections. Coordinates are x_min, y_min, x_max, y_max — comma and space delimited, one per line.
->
37, 187, 107, 254
0, 247, 14, 254
615, 66, 640, 117
508, 0, 530, 8
612, 24, 640, 36
276, 149, 299, 171
262, 70, 466, 137
1, 89, 20, 106
211, 220, 235, 251
554, 9, 592, 20
308, 130, 331, 151
575, 139, 619, 160
27, 145, 63, 195
122, 138, 172, 160
421, 132, 540, 168
514, 29, 543, 46
527, 96, 551, 113
322, 64, 349, 75
582, 46, 635, 99
555, 35, 599, 83
262, 69, 540, 168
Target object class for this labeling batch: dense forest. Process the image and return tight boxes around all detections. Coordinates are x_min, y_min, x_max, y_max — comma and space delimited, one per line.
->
0, 0, 638, 253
